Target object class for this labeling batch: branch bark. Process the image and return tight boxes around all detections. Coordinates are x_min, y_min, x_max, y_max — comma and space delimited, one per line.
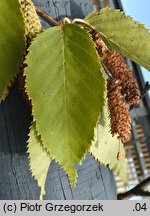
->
141, 81, 150, 99
117, 176, 150, 200
34, 5, 60, 26
130, 81, 150, 110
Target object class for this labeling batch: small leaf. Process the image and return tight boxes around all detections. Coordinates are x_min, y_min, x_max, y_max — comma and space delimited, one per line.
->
25, 24, 106, 186
0, 0, 25, 101
90, 104, 128, 182
85, 7, 150, 71
27, 122, 52, 200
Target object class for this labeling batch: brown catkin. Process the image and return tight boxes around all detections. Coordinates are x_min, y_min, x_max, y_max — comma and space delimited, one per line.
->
91, 30, 140, 142
107, 78, 131, 143
106, 51, 141, 106
91, 29, 109, 60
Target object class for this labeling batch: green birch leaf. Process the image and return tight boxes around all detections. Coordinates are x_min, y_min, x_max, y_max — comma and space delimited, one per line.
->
0, 0, 25, 101
85, 7, 150, 71
27, 122, 52, 200
25, 24, 106, 186
90, 104, 128, 182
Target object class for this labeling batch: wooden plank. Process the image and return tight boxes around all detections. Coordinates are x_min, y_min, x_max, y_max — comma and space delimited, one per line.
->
136, 129, 144, 133
135, 124, 142, 129
142, 148, 150, 153
0, 84, 117, 200
127, 170, 141, 175
143, 152, 150, 157
140, 143, 147, 147
144, 158, 150, 162
141, 147, 149, 151
126, 149, 137, 154
137, 134, 145, 138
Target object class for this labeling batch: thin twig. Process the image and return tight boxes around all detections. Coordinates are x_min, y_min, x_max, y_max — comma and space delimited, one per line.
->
141, 81, 150, 99
117, 176, 150, 200
130, 81, 150, 110
34, 5, 60, 26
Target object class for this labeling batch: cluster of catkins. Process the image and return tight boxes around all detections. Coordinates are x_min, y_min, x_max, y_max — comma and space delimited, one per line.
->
92, 30, 141, 143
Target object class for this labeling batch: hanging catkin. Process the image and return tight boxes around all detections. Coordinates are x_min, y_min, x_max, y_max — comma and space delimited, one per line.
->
91, 29, 109, 60
18, 0, 43, 107
106, 51, 141, 106
19, 0, 42, 44
92, 30, 141, 106
91, 30, 141, 142
107, 78, 131, 142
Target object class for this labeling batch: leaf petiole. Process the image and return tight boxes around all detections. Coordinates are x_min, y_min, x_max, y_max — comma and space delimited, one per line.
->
34, 5, 60, 26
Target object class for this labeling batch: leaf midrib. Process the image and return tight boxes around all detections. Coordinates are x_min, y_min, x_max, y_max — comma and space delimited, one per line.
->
62, 26, 70, 150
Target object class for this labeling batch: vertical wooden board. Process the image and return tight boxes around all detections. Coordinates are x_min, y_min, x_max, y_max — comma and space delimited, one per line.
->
138, 116, 150, 154
0, 84, 40, 199
34, 0, 71, 27
72, 0, 94, 18
0, 0, 117, 200
44, 161, 74, 200
0, 87, 117, 199
44, 154, 117, 200
72, 154, 117, 200
34, 0, 94, 27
